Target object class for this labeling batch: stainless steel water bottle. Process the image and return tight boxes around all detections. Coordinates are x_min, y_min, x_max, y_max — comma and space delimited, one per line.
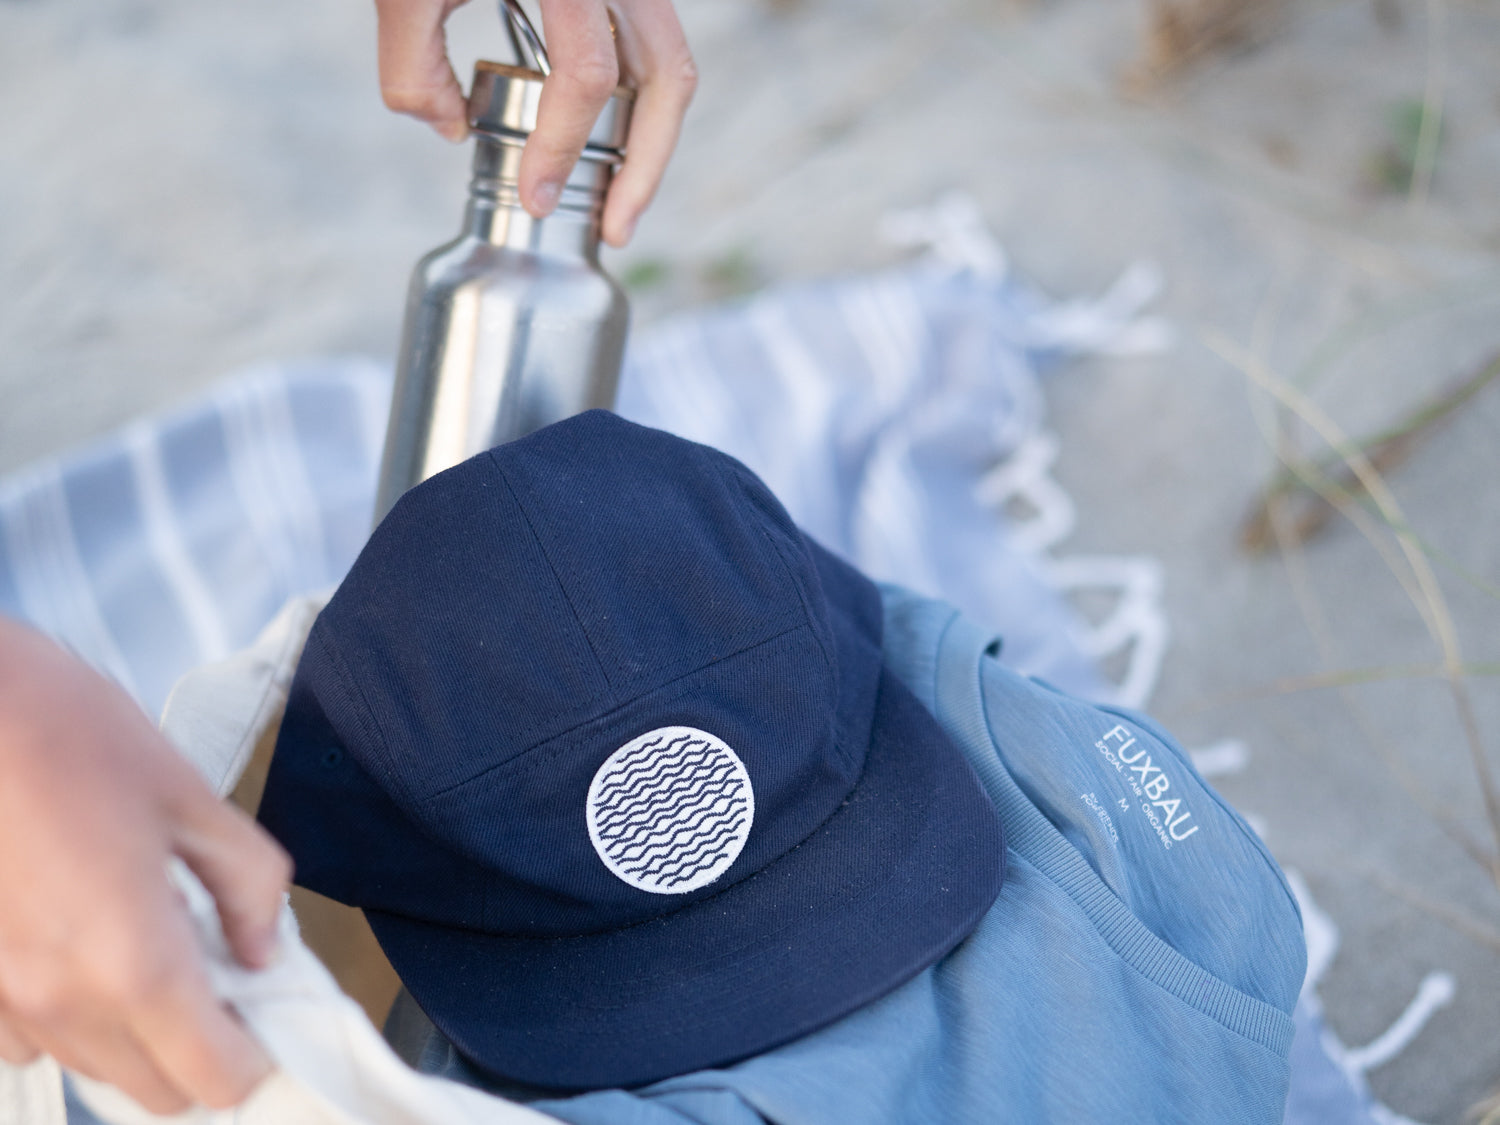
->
374, 3, 633, 523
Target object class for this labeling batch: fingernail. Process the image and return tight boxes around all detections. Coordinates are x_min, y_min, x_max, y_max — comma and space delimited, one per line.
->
533, 180, 561, 214
439, 120, 469, 144
620, 215, 639, 245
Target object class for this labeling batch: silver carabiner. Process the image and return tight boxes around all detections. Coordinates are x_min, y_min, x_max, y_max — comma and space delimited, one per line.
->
500, 0, 551, 76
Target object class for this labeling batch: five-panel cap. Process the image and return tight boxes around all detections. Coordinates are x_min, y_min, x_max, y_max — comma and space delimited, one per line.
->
257, 411, 1004, 1090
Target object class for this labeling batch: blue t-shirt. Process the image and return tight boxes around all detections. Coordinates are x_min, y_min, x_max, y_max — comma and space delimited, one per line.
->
396, 587, 1306, 1124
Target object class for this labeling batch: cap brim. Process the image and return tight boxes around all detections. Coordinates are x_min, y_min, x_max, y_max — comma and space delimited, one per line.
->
368, 546, 1004, 1090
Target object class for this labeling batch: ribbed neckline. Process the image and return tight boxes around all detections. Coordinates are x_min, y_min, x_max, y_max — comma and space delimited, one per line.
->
925, 607, 1295, 1058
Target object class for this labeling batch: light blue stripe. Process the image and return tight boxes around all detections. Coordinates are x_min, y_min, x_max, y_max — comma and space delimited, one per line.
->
61, 445, 196, 715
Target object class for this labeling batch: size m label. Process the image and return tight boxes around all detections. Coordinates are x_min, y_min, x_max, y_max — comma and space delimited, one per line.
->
1094, 724, 1199, 849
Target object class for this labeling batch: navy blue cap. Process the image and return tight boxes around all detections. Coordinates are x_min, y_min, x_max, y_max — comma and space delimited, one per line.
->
258, 411, 1003, 1090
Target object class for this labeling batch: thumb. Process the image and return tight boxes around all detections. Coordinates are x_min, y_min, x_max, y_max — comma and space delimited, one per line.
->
169, 790, 292, 971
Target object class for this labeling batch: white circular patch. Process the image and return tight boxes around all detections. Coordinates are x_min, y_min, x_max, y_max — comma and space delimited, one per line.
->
586, 726, 755, 895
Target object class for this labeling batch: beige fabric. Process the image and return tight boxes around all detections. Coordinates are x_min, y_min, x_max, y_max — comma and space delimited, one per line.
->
160, 591, 329, 801
0, 596, 560, 1125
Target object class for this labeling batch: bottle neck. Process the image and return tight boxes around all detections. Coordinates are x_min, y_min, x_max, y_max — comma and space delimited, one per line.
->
462, 136, 610, 261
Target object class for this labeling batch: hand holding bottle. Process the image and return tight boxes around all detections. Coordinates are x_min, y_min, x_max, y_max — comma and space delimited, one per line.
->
374, 0, 696, 247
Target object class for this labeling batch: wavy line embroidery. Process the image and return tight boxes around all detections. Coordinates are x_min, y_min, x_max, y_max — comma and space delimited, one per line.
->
586, 726, 755, 895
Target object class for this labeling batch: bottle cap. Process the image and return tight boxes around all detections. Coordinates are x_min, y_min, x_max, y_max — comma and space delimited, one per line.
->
467, 62, 634, 164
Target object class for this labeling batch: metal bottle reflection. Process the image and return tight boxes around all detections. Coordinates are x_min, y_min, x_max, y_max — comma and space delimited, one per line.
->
374, 6, 633, 523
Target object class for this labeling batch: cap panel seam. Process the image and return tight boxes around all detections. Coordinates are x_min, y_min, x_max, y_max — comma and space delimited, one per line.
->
710, 456, 851, 772
498, 443, 784, 698
710, 456, 826, 659
306, 620, 419, 811
486, 449, 619, 703
417, 615, 812, 804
